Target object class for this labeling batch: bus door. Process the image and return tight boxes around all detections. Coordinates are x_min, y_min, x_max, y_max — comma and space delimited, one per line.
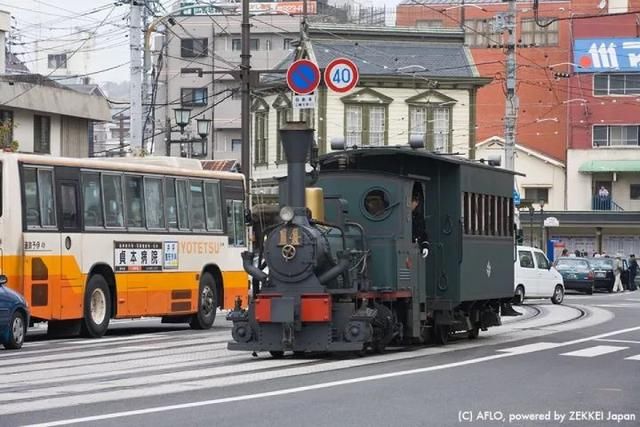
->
55, 168, 84, 320
22, 166, 61, 321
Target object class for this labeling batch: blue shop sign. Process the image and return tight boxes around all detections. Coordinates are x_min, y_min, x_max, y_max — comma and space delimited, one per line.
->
513, 189, 521, 206
574, 38, 640, 73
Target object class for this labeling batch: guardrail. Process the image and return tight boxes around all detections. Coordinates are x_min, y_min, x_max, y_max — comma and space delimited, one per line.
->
592, 196, 624, 211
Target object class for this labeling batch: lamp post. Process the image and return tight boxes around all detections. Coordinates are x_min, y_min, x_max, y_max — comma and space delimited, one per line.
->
540, 200, 546, 250
529, 205, 535, 246
172, 108, 211, 158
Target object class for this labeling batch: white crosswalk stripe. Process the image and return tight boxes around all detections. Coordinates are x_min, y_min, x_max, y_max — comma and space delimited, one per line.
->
625, 354, 640, 361
560, 345, 628, 358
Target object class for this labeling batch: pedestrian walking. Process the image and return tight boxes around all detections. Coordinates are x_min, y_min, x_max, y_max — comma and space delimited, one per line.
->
613, 255, 624, 293
629, 254, 638, 291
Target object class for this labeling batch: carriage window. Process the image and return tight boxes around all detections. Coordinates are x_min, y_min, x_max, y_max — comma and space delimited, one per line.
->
102, 174, 124, 227
176, 180, 190, 230
125, 176, 144, 228
497, 197, 503, 236
165, 178, 178, 229
145, 177, 165, 229
190, 180, 206, 230
363, 189, 390, 219
83, 173, 103, 227
38, 169, 56, 227
24, 168, 40, 227
204, 181, 223, 231
463, 192, 470, 234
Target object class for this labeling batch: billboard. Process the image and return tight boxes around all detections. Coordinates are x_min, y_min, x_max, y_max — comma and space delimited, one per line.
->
574, 38, 640, 73
178, 1, 317, 16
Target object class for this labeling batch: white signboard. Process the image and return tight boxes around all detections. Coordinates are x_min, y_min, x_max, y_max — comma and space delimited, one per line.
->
163, 241, 179, 270
544, 217, 560, 227
293, 94, 316, 109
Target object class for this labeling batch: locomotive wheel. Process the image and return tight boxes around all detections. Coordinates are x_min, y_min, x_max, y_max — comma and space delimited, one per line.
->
270, 351, 285, 358
432, 324, 450, 346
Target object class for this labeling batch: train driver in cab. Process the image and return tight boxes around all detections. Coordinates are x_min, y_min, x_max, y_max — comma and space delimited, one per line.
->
411, 184, 430, 258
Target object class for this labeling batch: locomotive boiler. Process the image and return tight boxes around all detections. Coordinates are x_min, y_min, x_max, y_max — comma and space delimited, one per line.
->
228, 123, 517, 356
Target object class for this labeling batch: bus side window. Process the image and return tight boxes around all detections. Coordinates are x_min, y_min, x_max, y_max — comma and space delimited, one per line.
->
226, 200, 246, 246
125, 176, 144, 228
82, 173, 104, 227
102, 174, 124, 228
24, 168, 40, 227
144, 177, 165, 229
190, 180, 206, 230
176, 180, 190, 230
38, 169, 56, 227
204, 181, 222, 231
165, 178, 178, 229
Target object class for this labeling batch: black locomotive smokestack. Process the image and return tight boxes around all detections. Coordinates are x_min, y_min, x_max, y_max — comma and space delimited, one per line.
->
280, 122, 313, 208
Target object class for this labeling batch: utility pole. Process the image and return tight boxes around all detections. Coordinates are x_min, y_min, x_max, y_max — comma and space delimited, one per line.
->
129, 1, 143, 154
142, 0, 152, 153
119, 114, 125, 157
240, 0, 251, 186
503, 0, 517, 171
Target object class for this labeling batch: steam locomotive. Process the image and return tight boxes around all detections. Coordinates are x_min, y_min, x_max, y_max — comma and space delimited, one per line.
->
227, 123, 517, 356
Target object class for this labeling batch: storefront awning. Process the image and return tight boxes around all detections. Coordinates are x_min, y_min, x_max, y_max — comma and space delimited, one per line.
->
579, 160, 640, 173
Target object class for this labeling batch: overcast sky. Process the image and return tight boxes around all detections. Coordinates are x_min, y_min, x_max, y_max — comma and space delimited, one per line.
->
1, 0, 402, 83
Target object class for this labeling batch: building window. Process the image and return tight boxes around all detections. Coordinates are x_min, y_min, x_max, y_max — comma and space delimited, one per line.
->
231, 139, 241, 152
464, 20, 493, 48
345, 104, 386, 147
416, 20, 442, 29
181, 88, 208, 106
47, 54, 67, 69
232, 38, 259, 51
594, 74, 640, 96
231, 38, 241, 51
250, 38, 259, 50
520, 19, 558, 46
181, 38, 208, 57
593, 125, 639, 147
630, 184, 640, 200
276, 106, 293, 162
254, 111, 268, 165
409, 105, 452, 152
34, 115, 51, 154
283, 38, 293, 50
524, 187, 549, 204
0, 110, 13, 148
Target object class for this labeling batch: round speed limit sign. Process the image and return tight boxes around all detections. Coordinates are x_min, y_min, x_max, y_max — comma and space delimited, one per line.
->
324, 58, 359, 93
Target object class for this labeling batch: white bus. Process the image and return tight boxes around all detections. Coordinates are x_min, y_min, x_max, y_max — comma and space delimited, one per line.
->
0, 153, 248, 337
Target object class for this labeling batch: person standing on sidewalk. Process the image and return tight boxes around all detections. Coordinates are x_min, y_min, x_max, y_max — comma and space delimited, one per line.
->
613, 255, 624, 293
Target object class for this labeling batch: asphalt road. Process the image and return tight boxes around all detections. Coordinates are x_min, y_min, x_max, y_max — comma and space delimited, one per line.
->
1, 291, 639, 427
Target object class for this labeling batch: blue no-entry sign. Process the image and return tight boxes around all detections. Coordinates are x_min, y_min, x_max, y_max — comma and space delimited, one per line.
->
286, 59, 321, 95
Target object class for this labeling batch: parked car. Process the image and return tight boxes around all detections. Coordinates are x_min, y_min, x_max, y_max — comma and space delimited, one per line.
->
554, 257, 595, 294
514, 246, 565, 305
588, 258, 630, 292
0, 275, 29, 350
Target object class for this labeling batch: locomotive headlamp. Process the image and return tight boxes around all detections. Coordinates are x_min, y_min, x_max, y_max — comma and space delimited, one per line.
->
280, 206, 295, 222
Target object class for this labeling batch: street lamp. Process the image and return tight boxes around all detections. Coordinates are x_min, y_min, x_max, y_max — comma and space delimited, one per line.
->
172, 108, 211, 158
173, 108, 192, 134
196, 118, 212, 140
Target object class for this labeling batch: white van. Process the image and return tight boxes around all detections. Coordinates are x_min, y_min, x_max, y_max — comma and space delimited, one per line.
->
514, 246, 565, 305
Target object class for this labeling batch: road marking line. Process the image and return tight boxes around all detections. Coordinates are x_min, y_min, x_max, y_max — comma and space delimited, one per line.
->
497, 342, 561, 354
595, 339, 640, 345
624, 354, 640, 361
22, 324, 640, 427
560, 345, 628, 358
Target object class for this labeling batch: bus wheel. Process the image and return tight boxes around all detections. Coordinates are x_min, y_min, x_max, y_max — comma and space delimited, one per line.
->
80, 275, 111, 338
190, 273, 217, 330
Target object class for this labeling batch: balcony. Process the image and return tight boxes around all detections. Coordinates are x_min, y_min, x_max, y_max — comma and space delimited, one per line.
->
592, 196, 624, 212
